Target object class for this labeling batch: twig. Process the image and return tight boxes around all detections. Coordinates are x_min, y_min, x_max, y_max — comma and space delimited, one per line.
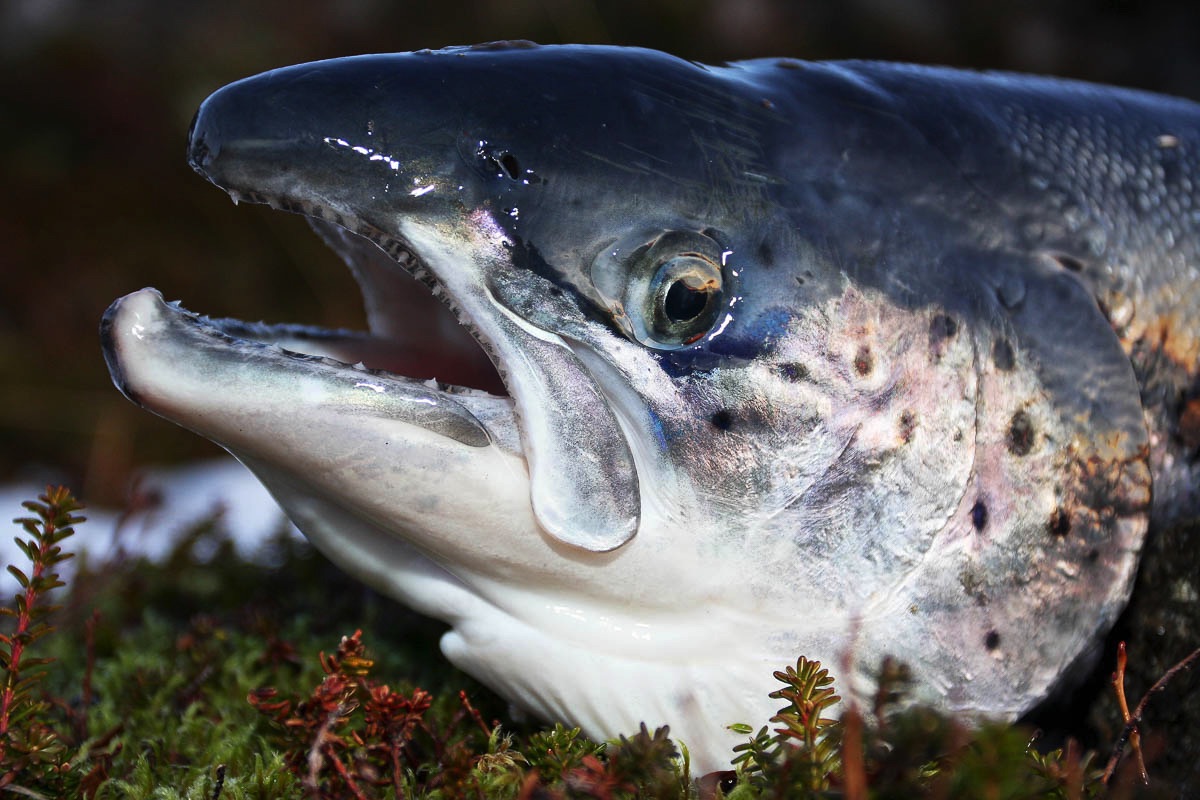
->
1063, 738, 1084, 800
459, 690, 492, 739
323, 743, 369, 800
1104, 642, 1200, 784
1107, 642, 1147, 784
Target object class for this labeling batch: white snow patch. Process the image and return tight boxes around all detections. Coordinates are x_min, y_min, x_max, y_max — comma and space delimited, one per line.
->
0, 458, 300, 595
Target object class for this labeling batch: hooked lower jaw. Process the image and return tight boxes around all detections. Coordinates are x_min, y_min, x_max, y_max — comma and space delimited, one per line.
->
100, 286, 516, 452
101, 283, 541, 573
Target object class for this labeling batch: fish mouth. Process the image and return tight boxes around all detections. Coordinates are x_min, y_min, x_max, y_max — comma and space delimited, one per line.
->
265, 212, 509, 397
100, 197, 518, 456
103, 58, 642, 554
98, 200, 538, 611
180, 123, 513, 398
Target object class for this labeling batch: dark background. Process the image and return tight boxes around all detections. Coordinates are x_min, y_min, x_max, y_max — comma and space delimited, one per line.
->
2, 0, 1198, 505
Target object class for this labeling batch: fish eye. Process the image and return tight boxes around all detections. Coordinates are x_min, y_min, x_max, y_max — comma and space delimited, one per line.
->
600, 230, 728, 350
648, 254, 724, 344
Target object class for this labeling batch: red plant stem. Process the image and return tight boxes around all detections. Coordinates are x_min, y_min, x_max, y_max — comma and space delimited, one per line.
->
0, 516, 56, 751
459, 690, 492, 739
391, 739, 406, 799
1107, 642, 1147, 784
1104, 642, 1200, 784
841, 707, 866, 800
325, 744, 369, 800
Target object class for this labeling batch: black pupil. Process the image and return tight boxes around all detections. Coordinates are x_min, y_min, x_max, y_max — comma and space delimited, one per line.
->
663, 279, 709, 323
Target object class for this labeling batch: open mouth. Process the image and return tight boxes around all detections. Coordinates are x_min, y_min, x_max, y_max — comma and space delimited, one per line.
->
161, 83, 511, 409
216, 212, 509, 399
180, 153, 517, 400
99, 129, 528, 455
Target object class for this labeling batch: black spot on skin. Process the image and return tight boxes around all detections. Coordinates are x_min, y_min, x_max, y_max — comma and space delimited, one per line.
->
710, 409, 734, 430
777, 362, 809, 382
929, 314, 958, 344
757, 240, 775, 267
898, 410, 917, 443
971, 500, 988, 531
1007, 410, 1034, 456
1048, 507, 1072, 537
985, 630, 1001, 650
1051, 252, 1085, 272
993, 338, 1015, 371
853, 345, 873, 376
1087, 548, 1100, 562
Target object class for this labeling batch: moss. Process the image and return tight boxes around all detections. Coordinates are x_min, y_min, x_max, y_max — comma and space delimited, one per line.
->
3, 487, 1196, 798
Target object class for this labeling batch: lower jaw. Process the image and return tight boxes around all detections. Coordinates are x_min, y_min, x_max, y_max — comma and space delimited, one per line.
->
101, 287, 516, 453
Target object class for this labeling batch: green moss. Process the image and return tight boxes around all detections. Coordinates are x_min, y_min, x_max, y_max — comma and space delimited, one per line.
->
3, 488, 1195, 798
85, 615, 299, 799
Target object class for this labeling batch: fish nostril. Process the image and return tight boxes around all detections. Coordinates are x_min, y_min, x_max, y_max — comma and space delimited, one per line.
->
497, 152, 521, 179
477, 146, 543, 184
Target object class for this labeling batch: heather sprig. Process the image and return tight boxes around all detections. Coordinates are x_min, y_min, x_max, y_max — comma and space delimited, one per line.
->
0, 486, 83, 790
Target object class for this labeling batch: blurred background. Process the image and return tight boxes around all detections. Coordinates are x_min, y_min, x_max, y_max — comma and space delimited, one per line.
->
3, 0, 1199, 508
